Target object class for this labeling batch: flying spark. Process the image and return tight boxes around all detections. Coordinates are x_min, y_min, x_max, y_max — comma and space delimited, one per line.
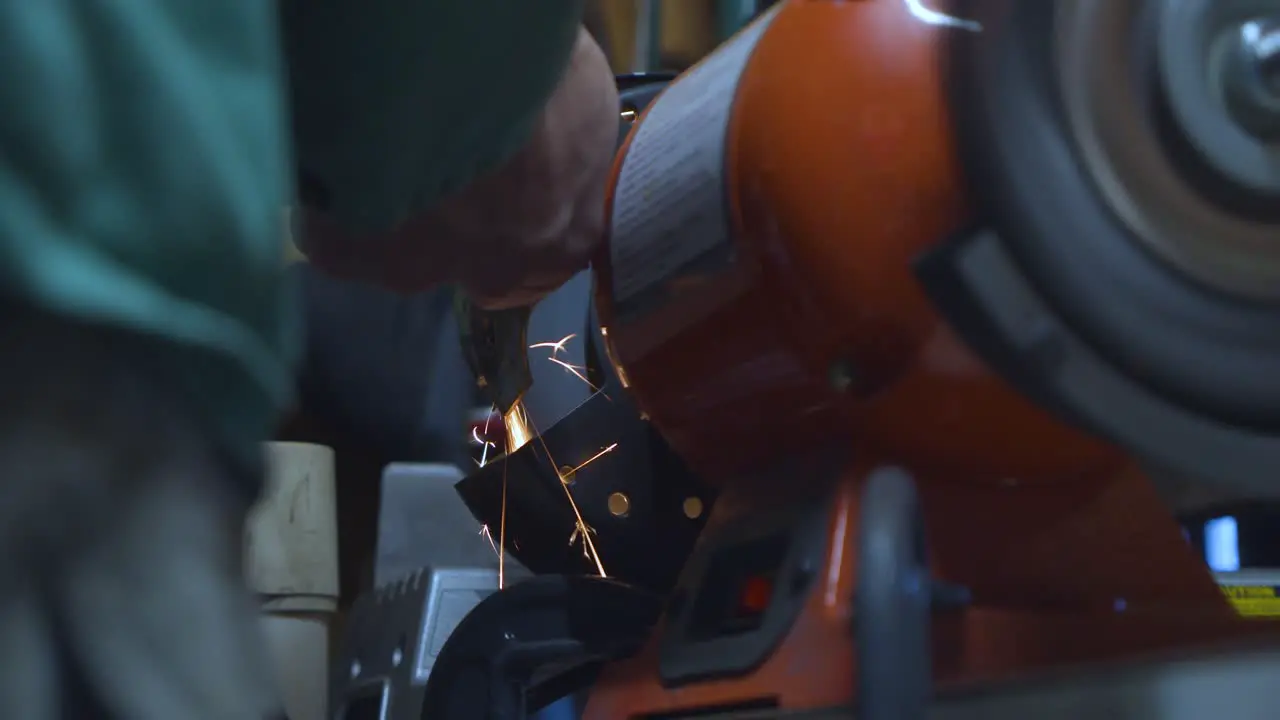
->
529, 333, 606, 395
569, 443, 619, 476
529, 333, 577, 354
503, 403, 534, 453
476, 333, 619, 586
528, 417, 608, 578
499, 456, 509, 588
523, 334, 613, 574
548, 357, 593, 387
500, 397, 608, 577
472, 419, 497, 468
568, 522, 599, 560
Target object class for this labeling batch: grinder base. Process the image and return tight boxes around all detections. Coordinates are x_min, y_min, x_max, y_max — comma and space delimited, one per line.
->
582, 449, 1280, 719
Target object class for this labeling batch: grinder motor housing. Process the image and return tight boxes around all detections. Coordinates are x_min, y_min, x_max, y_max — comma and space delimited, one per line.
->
583, 0, 1280, 717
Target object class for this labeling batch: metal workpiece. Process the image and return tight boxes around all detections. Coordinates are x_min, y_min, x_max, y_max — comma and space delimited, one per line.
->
331, 567, 503, 720
454, 294, 533, 416
455, 358, 712, 593
458, 291, 712, 594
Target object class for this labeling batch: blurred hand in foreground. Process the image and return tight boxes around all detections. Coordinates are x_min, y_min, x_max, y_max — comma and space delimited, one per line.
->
300, 26, 620, 309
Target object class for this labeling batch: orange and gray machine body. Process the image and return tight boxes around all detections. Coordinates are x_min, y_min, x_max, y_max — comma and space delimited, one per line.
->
588, 0, 1280, 717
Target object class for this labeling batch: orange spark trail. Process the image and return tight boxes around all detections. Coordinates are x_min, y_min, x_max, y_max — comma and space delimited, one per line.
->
569, 443, 619, 475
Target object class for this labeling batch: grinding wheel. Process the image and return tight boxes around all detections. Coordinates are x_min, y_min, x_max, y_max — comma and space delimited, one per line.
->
950, 0, 1280, 431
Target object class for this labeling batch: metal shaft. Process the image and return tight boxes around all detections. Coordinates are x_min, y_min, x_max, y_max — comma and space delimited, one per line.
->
1224, 17, 1280, 139
1249, 18, 1280, 97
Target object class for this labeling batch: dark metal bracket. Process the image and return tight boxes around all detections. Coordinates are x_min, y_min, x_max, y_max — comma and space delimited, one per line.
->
855, 467, 970, 720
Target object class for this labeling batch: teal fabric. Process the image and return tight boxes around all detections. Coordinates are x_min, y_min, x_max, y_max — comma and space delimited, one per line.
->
0, 1, 297, 472
0, 0, 583, 471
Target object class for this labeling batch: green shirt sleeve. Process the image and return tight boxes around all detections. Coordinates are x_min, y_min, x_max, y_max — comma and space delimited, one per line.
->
0, 0, 584, 474
282, 0, 586, 233
0, 2, 298, 472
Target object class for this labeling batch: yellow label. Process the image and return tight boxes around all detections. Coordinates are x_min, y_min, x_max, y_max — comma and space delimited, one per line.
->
1221, 585, 1280, 617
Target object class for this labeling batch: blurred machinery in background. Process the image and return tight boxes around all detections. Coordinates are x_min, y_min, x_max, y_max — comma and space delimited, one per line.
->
337, 0, 1280, 718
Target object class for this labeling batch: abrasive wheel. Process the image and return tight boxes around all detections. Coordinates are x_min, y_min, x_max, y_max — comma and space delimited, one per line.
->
950, 0, 1280, 433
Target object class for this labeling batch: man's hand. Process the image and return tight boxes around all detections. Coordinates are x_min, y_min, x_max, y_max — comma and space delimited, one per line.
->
299, 26, 620, 308
438, 27, 620, 308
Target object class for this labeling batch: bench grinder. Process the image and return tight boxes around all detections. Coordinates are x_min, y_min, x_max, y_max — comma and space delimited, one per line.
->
578, 0, 1280, 717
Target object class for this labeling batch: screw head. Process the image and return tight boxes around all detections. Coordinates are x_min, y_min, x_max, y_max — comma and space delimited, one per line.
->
682, 496, 704, 520
607, 492, 631, 517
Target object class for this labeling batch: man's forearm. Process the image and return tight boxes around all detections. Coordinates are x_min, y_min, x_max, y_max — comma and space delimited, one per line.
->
284, 0, 586, 236
295, 16, 621, 307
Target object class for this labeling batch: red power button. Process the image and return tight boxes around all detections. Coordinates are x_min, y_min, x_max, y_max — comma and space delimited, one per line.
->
739, 575, 774, 616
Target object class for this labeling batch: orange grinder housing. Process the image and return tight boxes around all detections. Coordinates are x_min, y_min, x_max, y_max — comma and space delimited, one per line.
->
585, 5, 1280, 714
593, 0, 1118, 491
